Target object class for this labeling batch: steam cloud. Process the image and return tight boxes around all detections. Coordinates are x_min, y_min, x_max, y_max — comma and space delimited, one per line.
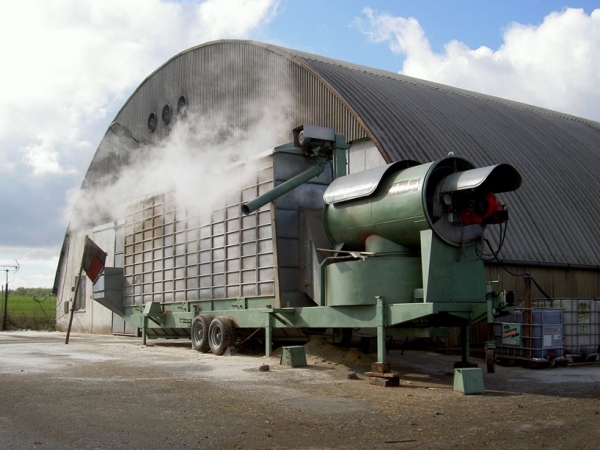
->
65, 101, 293, 233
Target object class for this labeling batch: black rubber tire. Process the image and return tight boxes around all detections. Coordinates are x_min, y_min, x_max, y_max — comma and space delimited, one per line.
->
486, 348, 496, 373
191, 314, 212, 353
208, 316, 234, 355
328, 328, 352, 347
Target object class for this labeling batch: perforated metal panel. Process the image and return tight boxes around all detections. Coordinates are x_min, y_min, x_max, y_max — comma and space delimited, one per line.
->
124, 158, 276, 306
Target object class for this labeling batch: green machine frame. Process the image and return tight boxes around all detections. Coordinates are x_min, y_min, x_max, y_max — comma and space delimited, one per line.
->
93, 125, 521, 369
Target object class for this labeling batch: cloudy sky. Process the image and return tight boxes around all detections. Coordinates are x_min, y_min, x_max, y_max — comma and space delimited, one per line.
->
1, 0, 598, 288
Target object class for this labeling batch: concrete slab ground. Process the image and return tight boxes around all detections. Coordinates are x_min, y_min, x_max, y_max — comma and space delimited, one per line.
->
1, 331, 599, 449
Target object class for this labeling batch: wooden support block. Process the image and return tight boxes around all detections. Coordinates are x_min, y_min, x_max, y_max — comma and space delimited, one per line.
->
364, 371, 400, 378
370, 362, 391, 373
369, 376, 400, 387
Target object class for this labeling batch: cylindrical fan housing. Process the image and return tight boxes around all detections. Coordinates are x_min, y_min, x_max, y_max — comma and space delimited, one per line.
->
323, 156, 521, 250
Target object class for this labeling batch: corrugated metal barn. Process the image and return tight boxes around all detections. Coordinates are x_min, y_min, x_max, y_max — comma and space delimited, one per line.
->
54, 39, 600, 338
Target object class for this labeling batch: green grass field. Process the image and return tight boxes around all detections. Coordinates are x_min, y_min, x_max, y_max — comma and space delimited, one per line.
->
0, 290, 56, 330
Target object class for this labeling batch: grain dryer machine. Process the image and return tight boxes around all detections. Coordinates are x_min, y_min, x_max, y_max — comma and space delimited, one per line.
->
93, 125, 521, 373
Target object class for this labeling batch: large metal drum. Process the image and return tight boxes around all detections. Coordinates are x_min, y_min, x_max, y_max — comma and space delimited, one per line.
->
323, 156, 520, 250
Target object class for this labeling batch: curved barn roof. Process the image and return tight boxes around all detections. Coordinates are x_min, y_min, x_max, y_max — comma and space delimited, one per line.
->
78, 39, 600, 269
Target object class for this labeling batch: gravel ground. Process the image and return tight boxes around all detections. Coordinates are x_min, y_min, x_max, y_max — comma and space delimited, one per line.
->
0, 331, 599, 449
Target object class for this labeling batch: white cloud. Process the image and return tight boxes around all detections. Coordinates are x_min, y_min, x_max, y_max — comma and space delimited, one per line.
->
66, 102, 293, 234
356, 7, 600, 121
0, 0, 279, 287
21, 142, 77, 176
0, 0, 280, 177
194, 0, 279, 40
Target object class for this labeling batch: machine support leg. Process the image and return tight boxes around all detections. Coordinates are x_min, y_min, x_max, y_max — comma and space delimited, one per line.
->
376, 326, 386, 364
461, 325, 470, 364
265, 315, 272, 357
376, 296, 387, 364
142, 317, 147, 346
486, 298, 494, 323
454, 325, 478, 369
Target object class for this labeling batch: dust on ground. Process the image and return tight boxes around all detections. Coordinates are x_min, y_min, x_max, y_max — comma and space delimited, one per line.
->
272, 336, 374, 367
1, 331, 599, 449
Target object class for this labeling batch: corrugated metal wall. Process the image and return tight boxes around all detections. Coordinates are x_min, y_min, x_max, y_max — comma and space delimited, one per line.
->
290, 63, 366, 143
484, 264, 600, 301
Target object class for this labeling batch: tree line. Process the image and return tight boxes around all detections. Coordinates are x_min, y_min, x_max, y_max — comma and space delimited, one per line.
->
8, 287, 54, 297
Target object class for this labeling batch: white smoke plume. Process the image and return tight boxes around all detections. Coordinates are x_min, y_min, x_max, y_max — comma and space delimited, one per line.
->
65, 103, 293, 233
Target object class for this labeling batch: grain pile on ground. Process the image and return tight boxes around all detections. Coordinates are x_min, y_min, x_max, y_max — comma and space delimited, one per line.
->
271, 336, 374, 368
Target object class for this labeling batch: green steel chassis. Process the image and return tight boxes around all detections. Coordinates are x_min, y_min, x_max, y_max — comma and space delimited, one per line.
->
125, 291, 511, 365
